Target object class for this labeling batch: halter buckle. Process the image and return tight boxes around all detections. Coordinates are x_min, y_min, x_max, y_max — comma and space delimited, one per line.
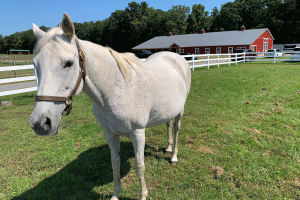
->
65, 95, 72, 106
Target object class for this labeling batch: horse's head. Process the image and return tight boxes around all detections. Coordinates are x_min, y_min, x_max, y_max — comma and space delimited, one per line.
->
30, 13, 84, 136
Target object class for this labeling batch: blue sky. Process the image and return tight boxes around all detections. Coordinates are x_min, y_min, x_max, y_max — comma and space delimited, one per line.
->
1, 0, 234, 36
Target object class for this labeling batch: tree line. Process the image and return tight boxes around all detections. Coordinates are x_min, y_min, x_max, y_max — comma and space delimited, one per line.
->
0, 0, 299, 54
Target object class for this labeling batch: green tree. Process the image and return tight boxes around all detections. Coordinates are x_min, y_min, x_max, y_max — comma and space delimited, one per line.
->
186, 4, 210, 34
20, 30, 36, 53
0, 34, 4, 53
209, 7, 224, 32
218, 2, 243, 31
89, 20, 107, 45
165, 5, 190, 35
234, 0, 265, 29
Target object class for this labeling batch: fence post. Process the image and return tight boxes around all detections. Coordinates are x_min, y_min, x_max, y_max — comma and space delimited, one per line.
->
243, 53, 246, 63
192, 54, 194, 71
13, 61, 17, 77
273, 52, 276, 64
217, 54, 219, 68
207, 54, 209, 69
228, 54, 230, 66
235, 53, 238, 65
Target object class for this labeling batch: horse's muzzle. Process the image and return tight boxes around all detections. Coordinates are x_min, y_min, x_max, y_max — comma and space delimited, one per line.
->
30, 116, 58, 136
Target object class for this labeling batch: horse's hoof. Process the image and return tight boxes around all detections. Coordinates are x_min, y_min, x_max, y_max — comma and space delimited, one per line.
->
164, 151, 172, 155
171, 161, 178, 165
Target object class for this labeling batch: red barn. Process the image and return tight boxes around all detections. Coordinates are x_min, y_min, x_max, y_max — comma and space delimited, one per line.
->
132, 26, 274, 54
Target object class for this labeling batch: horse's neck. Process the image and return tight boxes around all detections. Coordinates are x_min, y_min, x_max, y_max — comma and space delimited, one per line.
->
80, 41, 124, 106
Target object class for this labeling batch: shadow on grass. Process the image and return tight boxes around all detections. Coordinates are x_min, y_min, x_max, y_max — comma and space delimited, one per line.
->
12, 141, 170, 200
12, 142, 135, 200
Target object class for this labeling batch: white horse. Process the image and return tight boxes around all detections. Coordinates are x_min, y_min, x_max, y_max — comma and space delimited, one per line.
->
30, 13, 191, 200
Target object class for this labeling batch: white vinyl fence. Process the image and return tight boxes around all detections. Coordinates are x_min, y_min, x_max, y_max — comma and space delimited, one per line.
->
183, 51, 299, 70
0, 52, 298, 97
0, 65, 37, 97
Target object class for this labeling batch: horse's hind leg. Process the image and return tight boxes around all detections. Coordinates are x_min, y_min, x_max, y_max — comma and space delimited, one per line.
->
171, 109, 184, 165
165, 120, 173, 154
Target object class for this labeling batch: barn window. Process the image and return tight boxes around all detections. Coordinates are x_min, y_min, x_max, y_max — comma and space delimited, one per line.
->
176, 49, 184, 53
205, 48, 210, 54
216, 47, 221, 54
195, 48, 199, 54
228, 47, 233, 53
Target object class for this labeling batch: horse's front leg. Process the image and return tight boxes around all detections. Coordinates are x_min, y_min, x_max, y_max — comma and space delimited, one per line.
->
103, 130, 122, 200
131, 129, 148, 200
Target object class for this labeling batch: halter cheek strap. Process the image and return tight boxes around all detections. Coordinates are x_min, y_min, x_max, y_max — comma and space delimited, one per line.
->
35, 38, 86, 115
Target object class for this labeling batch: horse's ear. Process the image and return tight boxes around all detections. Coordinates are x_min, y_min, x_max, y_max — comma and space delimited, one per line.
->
32, 23, 46, 39
61, 13, 75, 40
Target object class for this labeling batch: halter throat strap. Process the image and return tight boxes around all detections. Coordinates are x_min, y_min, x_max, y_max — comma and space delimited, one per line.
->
35, 38, 86, 115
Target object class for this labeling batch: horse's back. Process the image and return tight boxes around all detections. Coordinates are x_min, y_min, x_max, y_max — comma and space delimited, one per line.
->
145, 52, 191, 94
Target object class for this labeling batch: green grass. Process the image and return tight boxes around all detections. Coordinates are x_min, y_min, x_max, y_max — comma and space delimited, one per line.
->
1, 61, 300, 199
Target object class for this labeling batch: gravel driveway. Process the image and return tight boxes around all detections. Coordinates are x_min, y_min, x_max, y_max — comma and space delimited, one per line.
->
0, 81, 36, 92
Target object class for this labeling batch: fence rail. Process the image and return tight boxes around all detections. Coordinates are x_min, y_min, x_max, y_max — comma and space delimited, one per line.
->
0, 64, 37, 97
0, 52, 299, 97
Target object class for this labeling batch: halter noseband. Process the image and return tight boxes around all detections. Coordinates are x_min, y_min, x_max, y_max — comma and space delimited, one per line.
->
35, 38, 86, 115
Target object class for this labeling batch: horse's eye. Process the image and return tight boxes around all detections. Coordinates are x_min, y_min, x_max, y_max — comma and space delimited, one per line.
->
65, 61, 74, 68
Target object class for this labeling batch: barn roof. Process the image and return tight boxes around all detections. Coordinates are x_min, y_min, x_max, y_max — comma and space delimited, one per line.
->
133, 28, 274, 50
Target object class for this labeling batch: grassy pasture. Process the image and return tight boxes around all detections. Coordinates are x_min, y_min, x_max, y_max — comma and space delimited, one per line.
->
1, 61, 300, 199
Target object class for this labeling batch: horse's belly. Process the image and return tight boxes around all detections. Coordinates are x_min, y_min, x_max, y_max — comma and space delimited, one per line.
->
145, 94, 186, 128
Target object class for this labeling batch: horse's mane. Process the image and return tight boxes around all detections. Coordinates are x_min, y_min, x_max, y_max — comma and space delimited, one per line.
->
108, 49, 143, 81
34, 26, 143, 81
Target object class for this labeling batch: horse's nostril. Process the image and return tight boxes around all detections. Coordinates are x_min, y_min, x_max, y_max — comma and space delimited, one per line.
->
42, 117, 52, 132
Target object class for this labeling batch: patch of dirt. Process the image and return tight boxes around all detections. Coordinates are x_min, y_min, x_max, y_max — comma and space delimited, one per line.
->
220, 129, 232, 134
263, 150, 272, 156
245, 101, 252, 104
210, 166, 224, 179
122, 172, 136, 190
184, 136, 196, 144
74, 142, 83, 149
275, 99, 280, 106
228, 173, 234, 180
244, 127, 261, 134
285, 125, 291, 129
199, 147, 214, 154
270, 106, 283, 113
262, 87, 267, 90
294, 177, 300, 187
18, 148, 24, 152
260, 110, 267, 115
296, 91, 300, 95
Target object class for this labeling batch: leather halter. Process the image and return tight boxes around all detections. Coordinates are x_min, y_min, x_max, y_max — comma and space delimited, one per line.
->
35, 38, 86, 115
